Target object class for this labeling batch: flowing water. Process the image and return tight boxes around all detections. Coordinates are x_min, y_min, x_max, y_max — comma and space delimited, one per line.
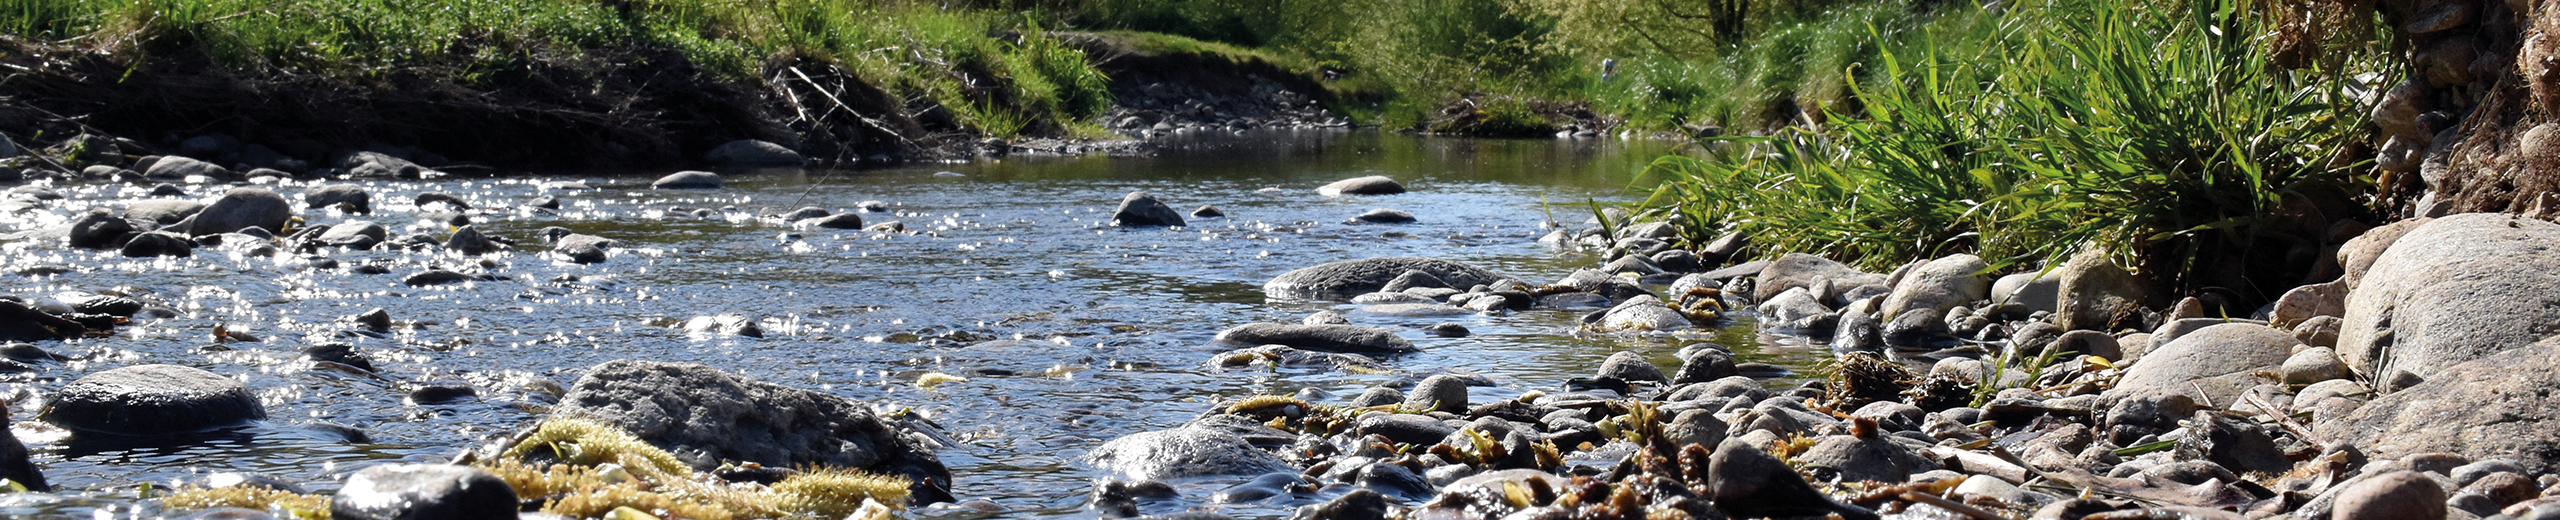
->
0, 129, 1833, 518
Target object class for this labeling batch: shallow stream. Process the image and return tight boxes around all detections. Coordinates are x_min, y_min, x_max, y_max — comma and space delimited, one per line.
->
0, 130, 1834, 518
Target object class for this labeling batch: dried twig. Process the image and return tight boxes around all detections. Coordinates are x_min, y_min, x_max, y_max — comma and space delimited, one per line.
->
785, 65, 917, 147
1901, 491, 2012, 520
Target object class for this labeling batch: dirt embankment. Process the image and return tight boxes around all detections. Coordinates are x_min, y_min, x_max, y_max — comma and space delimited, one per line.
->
0, 35, 1343, 176
2374, 0, 2560, 217
0, 42, 934, 171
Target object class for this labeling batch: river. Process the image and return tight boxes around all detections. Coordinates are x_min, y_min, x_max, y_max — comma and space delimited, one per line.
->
0, 129, 1831, 518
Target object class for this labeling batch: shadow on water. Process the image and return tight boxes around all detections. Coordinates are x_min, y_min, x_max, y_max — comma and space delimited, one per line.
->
0, 129, 1853, 518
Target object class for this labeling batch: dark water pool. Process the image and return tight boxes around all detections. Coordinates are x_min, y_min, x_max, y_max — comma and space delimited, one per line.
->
0, 129, 1831, 518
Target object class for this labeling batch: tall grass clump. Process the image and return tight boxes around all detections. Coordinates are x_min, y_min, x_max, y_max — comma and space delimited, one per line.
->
1639, 0, 2380, 274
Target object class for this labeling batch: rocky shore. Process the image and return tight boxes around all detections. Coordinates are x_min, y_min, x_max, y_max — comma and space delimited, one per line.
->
1077, 208, 2560, 520
0, 161, 2554, 520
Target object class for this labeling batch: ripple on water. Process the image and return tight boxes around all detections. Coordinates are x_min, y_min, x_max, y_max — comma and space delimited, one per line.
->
0, 130, 1843, 517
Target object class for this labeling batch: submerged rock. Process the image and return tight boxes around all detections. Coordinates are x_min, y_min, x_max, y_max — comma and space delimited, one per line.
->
119, 231, 193, 258
0, 301, 82, 342
126, 199, 206, 226
305, 183, 372, 214
1085, 426, 1289, 481
443, 226, 503, 256
1596, 295, 1692, 332
681, 314, 765, 337
551, 232, 616, 264
651, 171, 722, 189
552, 360, 954, 502
316, 221, 388, 249
1353, 208, 1415, 223
65, 208, 132, 249
1318, 175, 1405, 196
40, 364, 266, 436
184, 188, 293, 237
1111, 191, 1185, 227
1263, 258, 1508, 301
1214, 323, 1416, 353
796, 213, 866, 230
145, 156, 233, 181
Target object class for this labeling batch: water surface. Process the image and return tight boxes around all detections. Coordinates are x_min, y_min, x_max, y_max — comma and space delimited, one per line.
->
0, 129, 1830, 517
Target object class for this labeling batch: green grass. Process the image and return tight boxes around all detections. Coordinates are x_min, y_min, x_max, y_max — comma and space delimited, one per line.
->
3, 0, 1118, 138
1635, 0, 2383, 275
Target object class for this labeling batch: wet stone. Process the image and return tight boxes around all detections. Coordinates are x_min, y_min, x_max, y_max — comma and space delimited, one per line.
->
329, 464, 518, 520
41, 364, 266, 436
651, 170, 722, 189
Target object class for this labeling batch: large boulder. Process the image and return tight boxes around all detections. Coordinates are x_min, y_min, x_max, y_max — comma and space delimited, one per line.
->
1753, 253, 1883, 302
143, 156, 233, 181
1879, 254, 1990, 321
184, 188, 293, 237
40, 364, 266, 436
1083, 426, 1289, 481
1110, 191, 1185, 227
2104, 323, 2297, 405
2339, 213, 2560, 379
2054, 247, 2151, 332
2320, 336, 2560, 472
1318, 176, 1405, 196
1213, 323, 1416, 353
551, 360, 953, 502
1263, 258, 1508, 301
704, 139, 805, 166
330, 464, 517, 520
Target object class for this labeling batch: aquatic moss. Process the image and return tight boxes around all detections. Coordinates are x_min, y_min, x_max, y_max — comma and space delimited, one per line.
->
502, 415, 691, 478
765, 468, 914, 518
484, 416, 914, 519
161, 486, 333, 519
